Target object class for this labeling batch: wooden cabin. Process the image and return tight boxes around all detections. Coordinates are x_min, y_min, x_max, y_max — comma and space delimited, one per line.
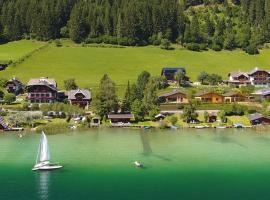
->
68, 89, 91, 109
194, 92, 224, 103
158, 90, 189, 104
249, 68, 270, 87
161, 67, 190, 82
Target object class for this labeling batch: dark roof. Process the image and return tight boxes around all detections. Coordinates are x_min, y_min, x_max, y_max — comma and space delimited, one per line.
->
223, 91, 245, 97
249, 68, 270, 75
27, 77, 57, 91
159, 90, 187, 98
108, 114, 134, 119
6, 77, 22, 86
68, 89, 91, 100
161, 68, 186, 74
248, 113, 270, 121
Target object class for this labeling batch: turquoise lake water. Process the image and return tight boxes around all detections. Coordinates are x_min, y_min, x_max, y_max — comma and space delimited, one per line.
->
1, 128, 270, 200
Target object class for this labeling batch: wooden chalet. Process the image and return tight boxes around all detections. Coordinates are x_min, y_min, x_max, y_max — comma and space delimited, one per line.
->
249, 113, 270, 125
248, 68, 270, 87
223, 91, 247, 103
5, 77, 23, 95
194, 91, 224, 103
158, 90, 189, 104
108, 113, 134, 123
26, 77, 58, 103
68, 89, 91, 109
225, 72, 251, 87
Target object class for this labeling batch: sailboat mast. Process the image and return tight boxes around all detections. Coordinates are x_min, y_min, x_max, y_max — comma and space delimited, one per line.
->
35, 140, 41, 164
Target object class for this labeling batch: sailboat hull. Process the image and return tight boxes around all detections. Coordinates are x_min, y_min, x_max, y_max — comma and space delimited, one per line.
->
32, 165, 63, 171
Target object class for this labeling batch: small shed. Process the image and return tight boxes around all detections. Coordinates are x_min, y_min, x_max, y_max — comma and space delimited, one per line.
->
249, 113, 270, 125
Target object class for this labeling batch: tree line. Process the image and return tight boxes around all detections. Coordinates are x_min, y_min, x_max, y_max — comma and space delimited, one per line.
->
0, 0, 270, 53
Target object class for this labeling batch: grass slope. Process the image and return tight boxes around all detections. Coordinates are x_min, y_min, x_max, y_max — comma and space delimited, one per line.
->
0, 40, 46, 62
0, 40, 270, 91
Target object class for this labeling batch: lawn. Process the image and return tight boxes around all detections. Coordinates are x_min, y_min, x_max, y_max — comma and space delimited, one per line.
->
1, 40, 270, 94
0, 40, 46, 62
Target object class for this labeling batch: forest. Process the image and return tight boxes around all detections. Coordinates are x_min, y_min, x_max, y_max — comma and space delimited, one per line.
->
0, 0, 270, 54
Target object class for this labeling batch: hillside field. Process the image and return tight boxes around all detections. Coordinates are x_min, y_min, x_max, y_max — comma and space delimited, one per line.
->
0, 40, 270, 93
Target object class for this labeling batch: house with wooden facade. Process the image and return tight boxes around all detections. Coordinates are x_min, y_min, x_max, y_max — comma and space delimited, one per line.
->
225, 72, 251, 87
26, 77, 58, 104
249, 113, 270, 125
158, 90, 189, 104
194, 91, 224, 103
248, 68, 270, 87
223, 91, 247, 103
5, 77, 23, 95
67, 89, 91, 109
225, 68, 270, 87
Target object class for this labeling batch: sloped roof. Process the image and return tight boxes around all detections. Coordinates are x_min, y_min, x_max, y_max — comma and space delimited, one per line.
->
6, 77, 22, 86
252, 88, 270, 96
249, 68, 270, 75
68, 89, 91, 100
159, 90, 187, 98
223, 91, 246, 97
248, 113, 270, 121
229, 72, 249, 78
27, 78, 57, 91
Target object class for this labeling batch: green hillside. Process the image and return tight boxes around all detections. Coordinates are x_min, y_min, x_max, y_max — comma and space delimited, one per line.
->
0, 40, 270, 90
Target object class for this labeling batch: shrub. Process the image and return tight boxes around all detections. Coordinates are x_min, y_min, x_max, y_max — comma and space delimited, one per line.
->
54, 39, 62, 47
170, 116, 178, 126
212, 44, 222, 51
159, 120, 168, 129
245, 44, 259, 55
186, 43, 201, 51
4, 93, 16, 104
160, 39, 172, 50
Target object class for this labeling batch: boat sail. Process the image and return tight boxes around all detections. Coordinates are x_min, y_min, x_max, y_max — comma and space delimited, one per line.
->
32, 131, 63, 171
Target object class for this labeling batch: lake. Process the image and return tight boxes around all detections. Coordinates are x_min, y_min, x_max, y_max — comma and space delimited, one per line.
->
1, 128, 270, 200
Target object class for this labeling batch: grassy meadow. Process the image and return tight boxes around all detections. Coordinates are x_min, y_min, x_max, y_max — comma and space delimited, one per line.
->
0, 40, 46, 62
0, 40, 270, 94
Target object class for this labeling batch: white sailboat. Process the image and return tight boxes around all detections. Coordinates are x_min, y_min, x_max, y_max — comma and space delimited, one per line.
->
32, 131, 63, 171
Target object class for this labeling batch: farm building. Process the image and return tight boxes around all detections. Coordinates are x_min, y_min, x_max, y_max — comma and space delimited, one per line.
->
26, 77, 58, 104
249, 114, 270, 125
67, 89, 91, 109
